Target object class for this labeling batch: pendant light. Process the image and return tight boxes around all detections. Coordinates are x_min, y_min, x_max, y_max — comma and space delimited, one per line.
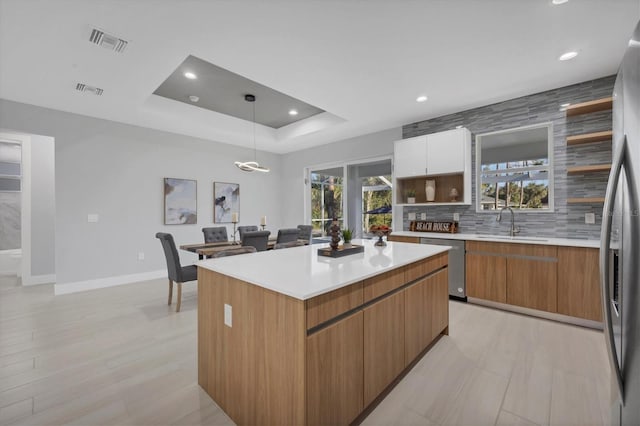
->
235, 94, 270, 173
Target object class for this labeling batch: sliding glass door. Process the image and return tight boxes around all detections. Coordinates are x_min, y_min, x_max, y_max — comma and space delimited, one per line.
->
309, 167, 344, 237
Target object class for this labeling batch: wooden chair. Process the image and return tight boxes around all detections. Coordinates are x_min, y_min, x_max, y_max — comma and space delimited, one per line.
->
156, 232, 197, 312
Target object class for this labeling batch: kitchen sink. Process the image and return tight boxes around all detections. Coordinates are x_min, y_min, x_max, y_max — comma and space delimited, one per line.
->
476, 235, 549, 242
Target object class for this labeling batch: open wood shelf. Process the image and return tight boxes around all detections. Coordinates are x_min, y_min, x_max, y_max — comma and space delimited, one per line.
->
565, 97, 613, 116
567, 197, 605, 204
566, 130, 613, 146
567, 164, 611, 174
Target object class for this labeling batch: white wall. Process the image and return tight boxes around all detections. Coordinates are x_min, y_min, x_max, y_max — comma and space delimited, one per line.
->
0, 99, 283, 288
279, 127, 401, 226
30, 134, 55, 276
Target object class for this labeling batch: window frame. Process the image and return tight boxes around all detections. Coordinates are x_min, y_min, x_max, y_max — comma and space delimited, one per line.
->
475, 122, 554, 213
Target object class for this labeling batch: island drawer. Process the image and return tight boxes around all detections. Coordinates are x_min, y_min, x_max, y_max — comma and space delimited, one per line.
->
363, 268, 406, 302
306, 282, 364, 329
405, 252, 448, 283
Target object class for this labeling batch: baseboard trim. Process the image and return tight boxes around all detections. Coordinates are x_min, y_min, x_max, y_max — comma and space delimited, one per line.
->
23, 274, 56, 286
54, 269, 166, 296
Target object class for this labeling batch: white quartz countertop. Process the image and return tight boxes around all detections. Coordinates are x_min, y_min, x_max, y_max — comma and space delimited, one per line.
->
391, 231, 600, 248
197, 239, 450, 300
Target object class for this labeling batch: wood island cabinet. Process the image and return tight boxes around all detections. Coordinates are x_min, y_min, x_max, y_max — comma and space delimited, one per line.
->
363, 292, 405, 406
306, 312, 364, 426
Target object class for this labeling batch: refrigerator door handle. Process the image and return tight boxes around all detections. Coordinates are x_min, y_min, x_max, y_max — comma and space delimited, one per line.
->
600, 134, 626, 404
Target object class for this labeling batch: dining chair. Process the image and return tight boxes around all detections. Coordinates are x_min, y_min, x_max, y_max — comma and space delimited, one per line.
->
211, 246, 257, 258
155, 232, 197, 313
241, 230, 271, 252
202, 226, 228, 243
273, 240, 305, 250
238, 225, 259, 242
297, 225, 313, 244
276, 228, 300, 244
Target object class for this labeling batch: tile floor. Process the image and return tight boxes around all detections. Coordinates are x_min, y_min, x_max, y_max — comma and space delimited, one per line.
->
0, 275, 610, 425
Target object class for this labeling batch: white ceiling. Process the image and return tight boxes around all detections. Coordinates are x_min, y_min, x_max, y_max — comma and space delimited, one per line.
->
0, 0, 638, 154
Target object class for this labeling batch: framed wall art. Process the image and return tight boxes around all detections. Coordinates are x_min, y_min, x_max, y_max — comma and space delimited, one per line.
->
214, 182, 239, 223
164, 178, 197, 225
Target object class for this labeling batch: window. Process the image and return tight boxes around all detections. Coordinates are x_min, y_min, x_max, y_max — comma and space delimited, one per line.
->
310, 168, 344, 236
476, 123, 553, 212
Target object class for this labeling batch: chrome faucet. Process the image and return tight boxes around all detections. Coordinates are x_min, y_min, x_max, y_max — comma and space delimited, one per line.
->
497, 206, 520, 237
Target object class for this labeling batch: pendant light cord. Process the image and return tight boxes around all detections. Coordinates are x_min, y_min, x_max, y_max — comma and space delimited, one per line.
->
253, 99, 257, 162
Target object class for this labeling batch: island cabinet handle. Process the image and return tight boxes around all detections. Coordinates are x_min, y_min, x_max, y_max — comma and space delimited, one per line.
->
600, 133, 626, 404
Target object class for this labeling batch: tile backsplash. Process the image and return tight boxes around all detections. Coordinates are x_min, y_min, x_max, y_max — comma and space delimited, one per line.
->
401, 75, 614, 240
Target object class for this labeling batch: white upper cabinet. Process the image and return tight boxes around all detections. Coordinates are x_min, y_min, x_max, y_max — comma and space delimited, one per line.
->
425, 128, 468, 175
393, 135, 427, 178
393, 128, 470, 178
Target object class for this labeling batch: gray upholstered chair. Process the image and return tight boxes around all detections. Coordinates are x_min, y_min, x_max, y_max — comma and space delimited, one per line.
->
202, 226, 228, 243
297, 225, 313, 244
211, 246, 257, 258
241, 230, 271, 252
238, 225, 259, 242
155, 232, 197, 312
276, 228, 300, 244
273, 240, 305, 250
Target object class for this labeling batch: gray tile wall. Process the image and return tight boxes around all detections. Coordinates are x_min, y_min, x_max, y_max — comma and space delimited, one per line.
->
401, 75, 615, 240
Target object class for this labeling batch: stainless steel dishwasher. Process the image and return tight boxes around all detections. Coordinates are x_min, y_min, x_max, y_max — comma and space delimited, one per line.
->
420, 237, 466, 300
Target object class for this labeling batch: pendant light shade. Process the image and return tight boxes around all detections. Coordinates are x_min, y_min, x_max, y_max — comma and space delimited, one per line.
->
235, 94, 270, 173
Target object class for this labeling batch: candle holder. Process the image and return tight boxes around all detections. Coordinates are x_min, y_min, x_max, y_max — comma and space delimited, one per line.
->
232, 221, 238, 244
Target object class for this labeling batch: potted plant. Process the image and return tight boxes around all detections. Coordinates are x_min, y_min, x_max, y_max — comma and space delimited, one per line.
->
341, 228, 354, 249
406, 189, 416, 204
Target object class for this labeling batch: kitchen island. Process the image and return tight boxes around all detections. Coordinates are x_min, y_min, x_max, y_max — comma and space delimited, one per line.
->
197, 239, 450, 426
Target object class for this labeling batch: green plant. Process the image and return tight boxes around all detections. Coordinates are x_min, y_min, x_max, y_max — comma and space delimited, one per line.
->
341, 228, 354, 243
406, 189, 416, 197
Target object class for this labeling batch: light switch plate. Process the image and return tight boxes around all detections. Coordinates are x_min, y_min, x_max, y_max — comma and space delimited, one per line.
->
453, 213, 460, 222
408, 212, 416, 220
87, 214, 99, 223
224, 304, 232, 327
137, 252, 145, 261
420, 213, 427, 220
585, 213, 596, 224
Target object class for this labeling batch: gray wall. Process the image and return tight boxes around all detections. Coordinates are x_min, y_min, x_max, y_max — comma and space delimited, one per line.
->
0, 99, 283, 285
402, 75, 615, 240
0, 192, 20, 250
279, 127, 401, 227
30, 134, 56, 275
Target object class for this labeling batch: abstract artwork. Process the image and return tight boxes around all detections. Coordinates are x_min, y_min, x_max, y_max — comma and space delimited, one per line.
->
164, 178, 197, 225
214, 182, 239, 223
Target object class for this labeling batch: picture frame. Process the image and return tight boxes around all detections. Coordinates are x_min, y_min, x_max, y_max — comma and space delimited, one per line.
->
214, 182, 240, 223
164, 177, 197, 225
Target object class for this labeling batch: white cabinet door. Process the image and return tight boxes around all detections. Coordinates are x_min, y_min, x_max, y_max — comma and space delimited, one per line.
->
393, 136, 427, 178
425, 129, 467, 175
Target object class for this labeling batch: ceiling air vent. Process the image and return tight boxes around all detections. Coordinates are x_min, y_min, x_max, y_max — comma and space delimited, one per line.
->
89, 28, 128, 53
76, 83, 104, 96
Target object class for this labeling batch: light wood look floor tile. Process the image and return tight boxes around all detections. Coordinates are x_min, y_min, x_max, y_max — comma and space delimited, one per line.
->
0, 275, 609, 426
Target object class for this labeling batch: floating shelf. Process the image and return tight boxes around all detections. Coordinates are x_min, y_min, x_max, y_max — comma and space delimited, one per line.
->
397, 202, 469, 207
567, 164, 612, 174
567, 197, 605, 204
565, 97, 613, 116
566, 130, 613, 146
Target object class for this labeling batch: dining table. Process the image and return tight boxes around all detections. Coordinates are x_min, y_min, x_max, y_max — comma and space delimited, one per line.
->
180, 238, 278, 259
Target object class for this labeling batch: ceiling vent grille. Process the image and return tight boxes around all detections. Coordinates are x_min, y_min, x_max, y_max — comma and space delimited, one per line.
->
76, 83, 104, 96
89, 28, 128, 53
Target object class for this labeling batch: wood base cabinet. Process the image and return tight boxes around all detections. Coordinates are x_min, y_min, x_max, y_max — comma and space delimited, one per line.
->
506, 257, 557, 312
557, 247, 602, 321
466, 252, 506, 303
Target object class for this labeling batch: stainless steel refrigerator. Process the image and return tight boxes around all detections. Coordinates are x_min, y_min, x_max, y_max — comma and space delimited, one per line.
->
601, 19, 640, 426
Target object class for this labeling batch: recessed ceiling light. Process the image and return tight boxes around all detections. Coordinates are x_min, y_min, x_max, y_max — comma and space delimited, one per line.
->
184, 72, 197, 79
552, 0, 568, 5
289, 109, 298, 116
189, 95, 199, 103
559, 51, 578, 61
416, 95, 428, 103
